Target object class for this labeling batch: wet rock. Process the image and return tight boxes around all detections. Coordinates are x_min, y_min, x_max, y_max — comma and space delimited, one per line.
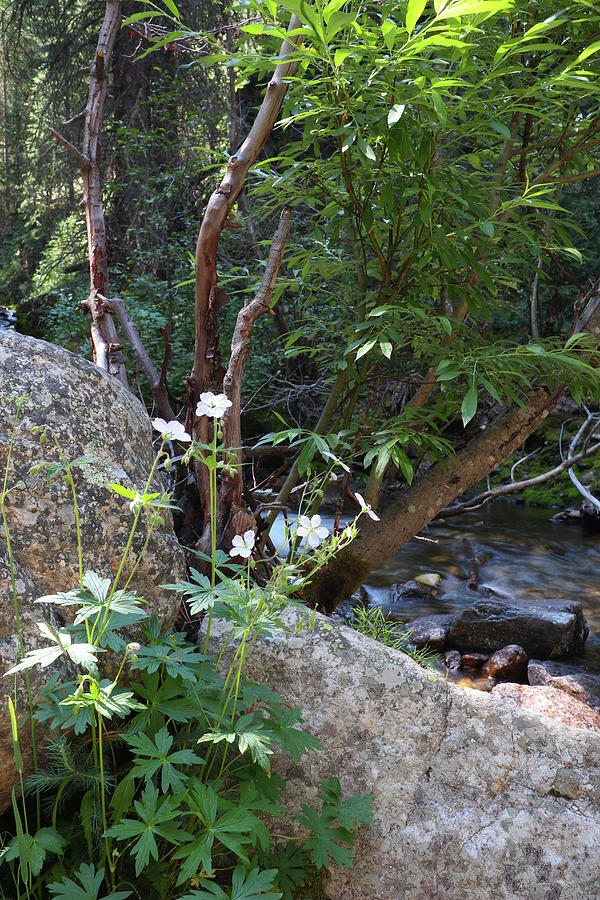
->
388, 579, 437, 603
414, 572, 441, 587
204, 608, 600, 900
528, 659, 600, 710
492, 683, 600, 734
460, 652, 488, 669
405, 614, 454, 651
481, 644, 528, 681
0, 332, 186, 813
447, 596, 588, 658
444, 649, 461, 670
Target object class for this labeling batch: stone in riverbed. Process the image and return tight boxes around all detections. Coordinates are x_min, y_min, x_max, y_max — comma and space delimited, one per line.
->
492, 683, 600, 734
443, 649, 461, 670
460, 652, 488, 669
448, 596, 588, 658
528, 659, 600, 710
481, 644, 528, 681
405, 614, 454, 650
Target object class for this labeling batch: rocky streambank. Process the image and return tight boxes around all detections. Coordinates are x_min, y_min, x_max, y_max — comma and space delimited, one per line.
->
373, 584, 600, 731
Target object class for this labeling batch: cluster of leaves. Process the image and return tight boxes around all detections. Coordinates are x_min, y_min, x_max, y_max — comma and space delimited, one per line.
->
2, 577, 372, 900
146, 0, 600, 480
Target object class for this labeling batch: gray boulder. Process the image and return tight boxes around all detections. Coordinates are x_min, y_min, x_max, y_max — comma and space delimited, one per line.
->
0, 332, 186, 810
448, 596, 588, 658
203, 608, 600, 899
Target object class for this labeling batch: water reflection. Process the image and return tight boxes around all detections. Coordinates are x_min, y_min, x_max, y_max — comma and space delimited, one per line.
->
364, 504, 600, 673
269, 503, 600, 670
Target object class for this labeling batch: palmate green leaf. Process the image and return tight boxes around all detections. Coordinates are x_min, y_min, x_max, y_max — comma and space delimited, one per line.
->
129, 631, 208, 680
259, 844, 310, 899
61, 680, 145, 721
298, 803, 355, 870
47, 862, 131, 899
5, 623, 102, 677
172, 832, 214, 884
124, 725, 204, 793
334, 790, 374, 828
261, 704, 323, 762
4, 826, 66, 877
180, 865, 281, 900
176, 782, 263, 880
104, 784, 187, 876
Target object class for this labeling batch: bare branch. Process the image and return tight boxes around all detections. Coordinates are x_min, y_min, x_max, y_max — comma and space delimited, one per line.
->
49, 128, 88, 169
220, 207, 292, 504
101, 295, 175, 421
440, 439, 600, 518
567, 412, 600, 511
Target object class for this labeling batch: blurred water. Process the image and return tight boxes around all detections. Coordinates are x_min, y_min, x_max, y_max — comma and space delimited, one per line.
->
271, 504, 600, 671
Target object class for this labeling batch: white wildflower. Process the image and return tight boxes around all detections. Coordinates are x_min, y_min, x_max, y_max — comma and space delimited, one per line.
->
152, 417, 191, 443
229, 530, 256, 559
296, 514, 329, 548
322, 450, 351, 473
354, 492, 380, 521
196, 392, 232, 419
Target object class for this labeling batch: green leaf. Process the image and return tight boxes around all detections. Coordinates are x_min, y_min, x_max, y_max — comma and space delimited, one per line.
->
430, 90, 446, 125
387, 103, 405, 126
406, 0, 427, 35
179, 865, 282, 899
461, 380, 479, 426
124, 725, 204, 793
357, 137, 376, 161
334, 48, 354, 68
489, 120, 512, 139
48, 862, 132, 899
576, 39, 600, 64
105, 784, 187, 877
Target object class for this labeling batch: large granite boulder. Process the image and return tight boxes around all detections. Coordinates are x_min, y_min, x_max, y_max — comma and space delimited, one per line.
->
204, 608, 600, 899
448, 596, 588, 658
0, 332, 186, 811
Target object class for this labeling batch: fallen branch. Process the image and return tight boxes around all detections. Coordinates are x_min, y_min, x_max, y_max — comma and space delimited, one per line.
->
566, 410, 600, 512
439, 437, 600, 517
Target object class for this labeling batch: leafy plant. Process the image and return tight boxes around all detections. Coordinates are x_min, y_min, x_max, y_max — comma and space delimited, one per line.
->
0, 401, 372, 899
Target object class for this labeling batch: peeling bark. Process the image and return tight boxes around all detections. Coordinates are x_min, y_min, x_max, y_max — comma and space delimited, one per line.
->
52, 0, 127, 385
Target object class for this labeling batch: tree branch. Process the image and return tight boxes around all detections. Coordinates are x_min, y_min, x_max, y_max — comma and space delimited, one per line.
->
101, 295, 175, 421
440, 438, 600, 517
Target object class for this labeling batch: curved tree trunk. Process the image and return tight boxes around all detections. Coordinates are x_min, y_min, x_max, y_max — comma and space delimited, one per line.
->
186, 15, 302, 543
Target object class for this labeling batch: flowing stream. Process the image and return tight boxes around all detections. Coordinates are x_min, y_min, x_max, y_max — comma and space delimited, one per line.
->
273, 503, 600, 672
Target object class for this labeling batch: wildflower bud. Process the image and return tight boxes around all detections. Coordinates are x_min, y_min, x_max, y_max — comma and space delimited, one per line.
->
14, 481, 26, 491
129, 492, 143, 514
39, 432, 46, 444
163, 456, 172, 471
31, 426, 39, 435
127, 642, 141, 653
